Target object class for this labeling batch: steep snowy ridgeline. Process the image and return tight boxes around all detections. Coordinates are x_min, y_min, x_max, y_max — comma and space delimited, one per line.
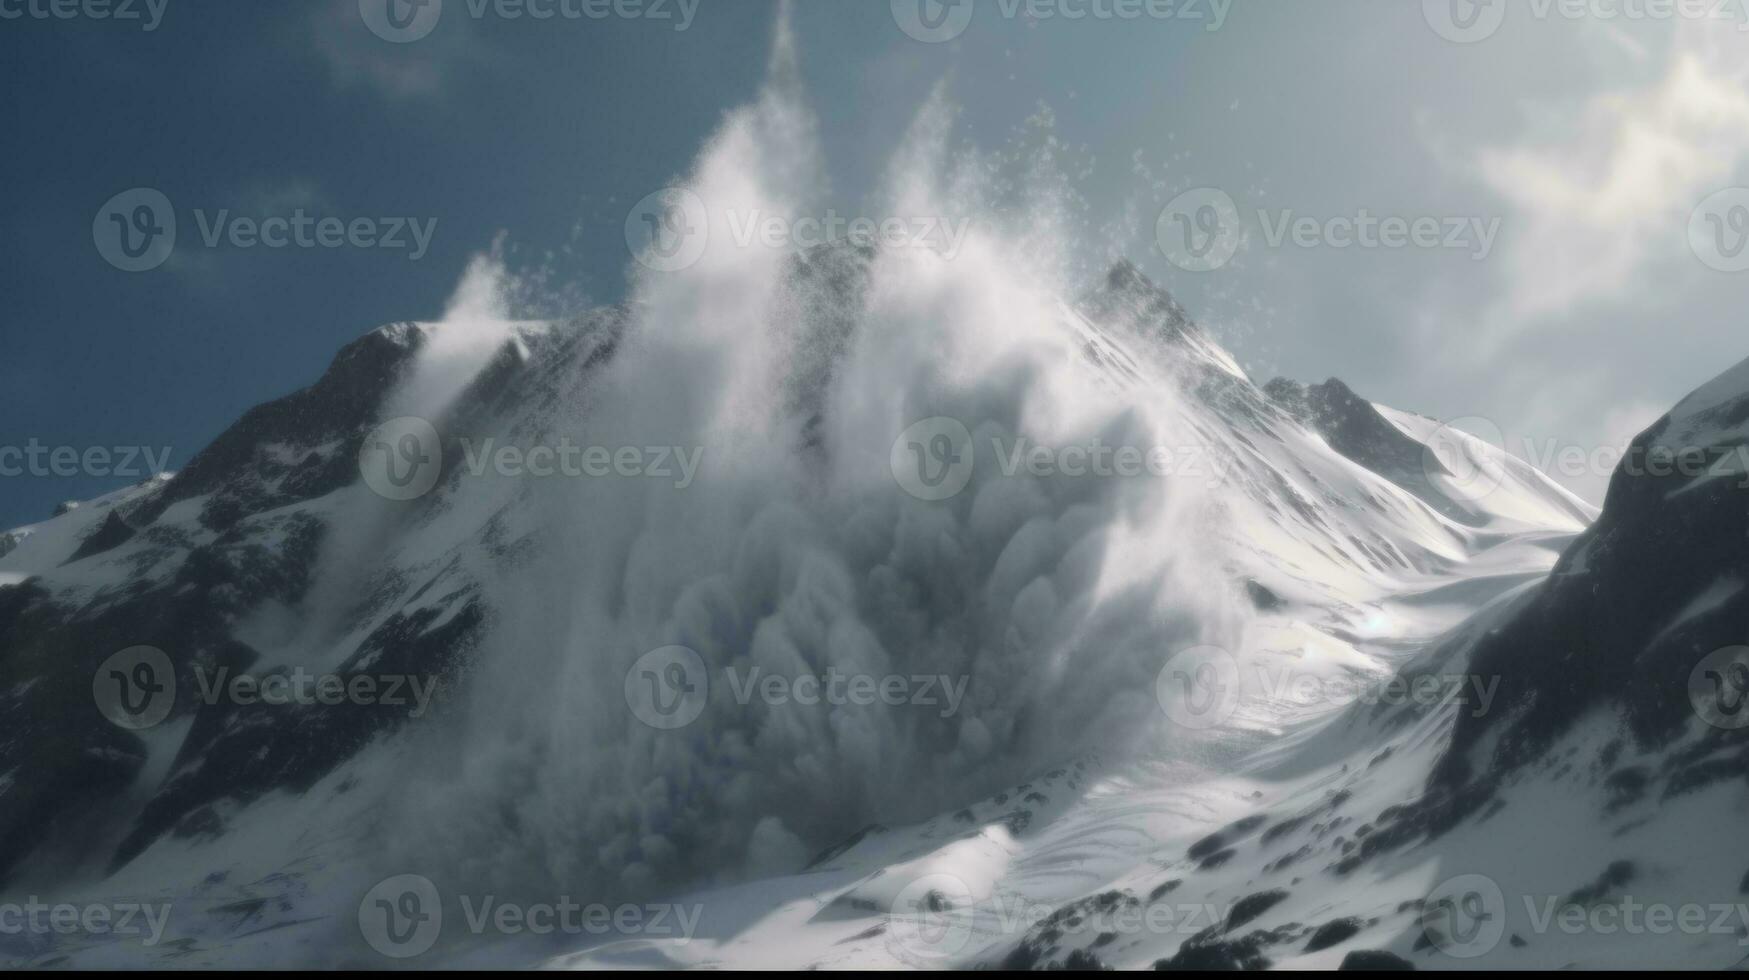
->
0, 312, 621, 892
1265, 376, 1596, 534
543, 357, 1748, 971
0, 243, 1602, 969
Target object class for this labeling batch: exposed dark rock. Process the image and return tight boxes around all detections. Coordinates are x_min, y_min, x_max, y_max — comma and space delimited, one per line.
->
1245, 579, 1284, 611
1304, 917, 1364, 952
1153, 925, 1295, 971
1430, 374, 1749, 799
1337, 950, 1414, 970
1199, 848, 1237, 871
1563, 860, 1636, 907
65, 510, 136, 564
1225, 889, 1290, 932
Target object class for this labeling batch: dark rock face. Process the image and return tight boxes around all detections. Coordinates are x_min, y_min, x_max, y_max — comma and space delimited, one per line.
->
135, 323, 428, 531
997, 890, 1139, 972
0, 322, 501, 886
1078, 260, 1198, 345
1433, 382, 1749, 792
1304, 916, 1364, 952
65, 510, 137, 564
1264, 376, 1480, 525
1225, 889, 1290, 932
1564, 860, 1637, 907
1349, 360, 1749, 865
1338, 949, 1415, 970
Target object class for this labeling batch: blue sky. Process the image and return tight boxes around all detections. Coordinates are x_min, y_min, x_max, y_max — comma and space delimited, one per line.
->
5, 0, 1749, 526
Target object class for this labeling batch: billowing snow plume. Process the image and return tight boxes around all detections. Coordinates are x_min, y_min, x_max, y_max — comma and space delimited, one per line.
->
376, 11, 1248, 905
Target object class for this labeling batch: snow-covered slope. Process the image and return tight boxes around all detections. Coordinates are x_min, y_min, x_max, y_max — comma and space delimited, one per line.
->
0, 246, 1620, 968
531, 352, 1749, 972
3, 14, 1735, 967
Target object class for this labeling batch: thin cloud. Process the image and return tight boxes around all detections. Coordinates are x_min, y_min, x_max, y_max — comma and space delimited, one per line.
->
1473, 24, 1749, 346
308, 1, 489, 100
